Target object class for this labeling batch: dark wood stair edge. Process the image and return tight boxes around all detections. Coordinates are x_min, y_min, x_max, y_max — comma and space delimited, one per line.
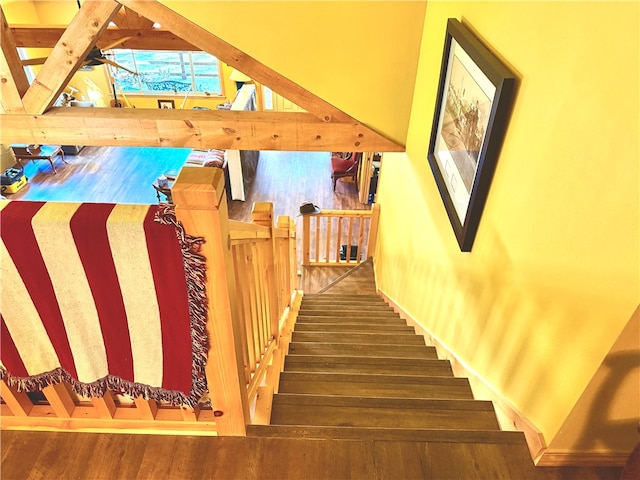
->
316, 258, 375, 294
247, 425, 527, 445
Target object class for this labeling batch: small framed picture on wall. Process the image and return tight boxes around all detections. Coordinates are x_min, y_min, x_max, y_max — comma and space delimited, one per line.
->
158, 99, 175, 109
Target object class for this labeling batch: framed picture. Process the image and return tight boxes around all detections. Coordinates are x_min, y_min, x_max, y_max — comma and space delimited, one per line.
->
158, 99, 175, 109
428, 18, 517, 251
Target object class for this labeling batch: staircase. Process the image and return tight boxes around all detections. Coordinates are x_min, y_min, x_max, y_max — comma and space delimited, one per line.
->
248, 263, 543, 478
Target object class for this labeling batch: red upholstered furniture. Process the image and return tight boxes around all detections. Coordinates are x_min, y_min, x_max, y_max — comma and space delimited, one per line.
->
331, 152, 361, 191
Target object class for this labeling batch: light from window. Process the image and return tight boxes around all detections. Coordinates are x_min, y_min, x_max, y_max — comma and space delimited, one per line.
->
107, 50, 222, 96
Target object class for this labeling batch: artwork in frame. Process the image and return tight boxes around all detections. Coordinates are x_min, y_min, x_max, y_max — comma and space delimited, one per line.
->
428, 18, 517, 252
158, 99, 175, 109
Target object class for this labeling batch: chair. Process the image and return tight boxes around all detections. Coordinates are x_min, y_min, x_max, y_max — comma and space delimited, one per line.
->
331, 152, 361, 191
10, 144, 68, 174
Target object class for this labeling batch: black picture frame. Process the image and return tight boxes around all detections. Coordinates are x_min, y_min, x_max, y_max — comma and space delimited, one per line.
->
428, 18, 517, 251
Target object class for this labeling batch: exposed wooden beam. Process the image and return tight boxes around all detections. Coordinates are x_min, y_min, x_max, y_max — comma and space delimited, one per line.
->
0, 7, 29, 108
112, 6, 154, 29
119, 0, 353, 124
10, 26, 197, 51
21, 0, 122, 115
0, 108, 404, 152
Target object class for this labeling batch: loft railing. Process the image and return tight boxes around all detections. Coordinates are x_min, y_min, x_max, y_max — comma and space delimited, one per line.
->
0, 167, 297, 436
301, 205, 380, 266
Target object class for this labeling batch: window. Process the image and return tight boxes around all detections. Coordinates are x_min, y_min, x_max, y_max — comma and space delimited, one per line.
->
107, 50, 222, 96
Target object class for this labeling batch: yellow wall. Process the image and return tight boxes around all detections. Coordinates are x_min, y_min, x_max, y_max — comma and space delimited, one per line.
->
375, 0, 639, 455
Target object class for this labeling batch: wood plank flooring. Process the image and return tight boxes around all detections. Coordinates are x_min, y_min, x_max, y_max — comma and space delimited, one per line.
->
0, 430, 623, 480
4, 146, 367, 292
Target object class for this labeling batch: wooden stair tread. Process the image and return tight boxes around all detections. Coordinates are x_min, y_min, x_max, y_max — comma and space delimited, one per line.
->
287, 342, 435, 358
294, 323, 415, 333
284, 355, 452, 375
297, 310, 401, 318
270, 394, 500, 430
295, 315, 407, 325
291, 331, 426, 345
278, 372, 473, 399
247, 425, 527, 444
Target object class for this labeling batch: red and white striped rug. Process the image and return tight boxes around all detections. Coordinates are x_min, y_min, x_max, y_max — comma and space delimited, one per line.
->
0, 201, 208, 407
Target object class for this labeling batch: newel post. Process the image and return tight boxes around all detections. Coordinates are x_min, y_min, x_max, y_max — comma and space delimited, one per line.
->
172, 167, 249, 436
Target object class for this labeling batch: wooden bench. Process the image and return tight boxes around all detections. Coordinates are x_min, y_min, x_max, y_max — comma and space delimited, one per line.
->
11, 144, 68, 174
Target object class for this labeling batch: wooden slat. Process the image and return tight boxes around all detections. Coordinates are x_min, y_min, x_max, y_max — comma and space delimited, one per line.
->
246, 244, 261, 366
21, 0, 122, 114
180, 405, 200, 422
11, 26, 197, 51
325, 216, 332, 263
231, 244, 253, 385
356, 216, 366, 263
90, 391, 117, 419
119, 0, 352, 124
134, 397, 158, 420
0, 380, 33, 416
173, 167, 249, 436
346, 217, 354, 264
0, 108, 403, 153
302, 214, 311, 265
252, 386, 274, 426
314, 216, 321, 263
42, 383, 76, 418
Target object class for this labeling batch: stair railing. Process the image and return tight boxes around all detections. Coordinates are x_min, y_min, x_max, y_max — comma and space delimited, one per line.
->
0, 167, 297, 437
301, 204, 380, 266
174, 167, 297, 435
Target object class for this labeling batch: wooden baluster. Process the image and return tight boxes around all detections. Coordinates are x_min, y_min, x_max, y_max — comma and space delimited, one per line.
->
325, 215, 332, 263
346, 216, 354, 264
246, 243, 261, 366
42, 383, 75, 418
314, 215, 321, 263
0, 380, 33, 416
231, 244, 252, 385
357, 214, 366, 263
172, 166, 249, 436
335, 216, 343, 264
252, 203, 279, 342
302, 214, 310, 266
134, 397, 158, 420
277, 216, 292, 313
289, 218, 298, 292
90, 391, 117, 419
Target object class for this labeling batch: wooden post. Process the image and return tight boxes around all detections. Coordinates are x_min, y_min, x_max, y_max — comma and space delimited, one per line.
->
277, 216, 291, 311
251, 203, 279, 342
289, 218, 297, 292
367, 203, 381, 259
0, 379, 33, 416
172, 166, 249, 436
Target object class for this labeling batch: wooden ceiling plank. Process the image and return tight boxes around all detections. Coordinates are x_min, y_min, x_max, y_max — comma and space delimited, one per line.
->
0, 108, 404, 152
21, 0, 122, 115
11, 26, 197, 51
112, 6, 154, 30
1, 6, 30, 100
118, 0, 353, 124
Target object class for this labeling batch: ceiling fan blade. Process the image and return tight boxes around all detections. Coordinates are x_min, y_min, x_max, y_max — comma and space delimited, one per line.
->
101, 36, 133, 51
99, 57, 137, 75
21, 57, 48, 66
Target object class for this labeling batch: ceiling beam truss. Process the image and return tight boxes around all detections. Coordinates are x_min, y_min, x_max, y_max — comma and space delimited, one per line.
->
0, 0, 404, 152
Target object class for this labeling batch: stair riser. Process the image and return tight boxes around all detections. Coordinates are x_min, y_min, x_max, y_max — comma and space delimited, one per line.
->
291, 332, 425, 346
299, 306, 395, 313
284, 364, 453, 376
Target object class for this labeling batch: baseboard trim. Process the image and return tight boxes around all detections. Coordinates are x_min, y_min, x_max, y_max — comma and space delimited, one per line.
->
378, 289, 547, 462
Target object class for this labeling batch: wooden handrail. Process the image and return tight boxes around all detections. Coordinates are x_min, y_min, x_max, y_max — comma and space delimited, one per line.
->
301, 205, 379, 266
